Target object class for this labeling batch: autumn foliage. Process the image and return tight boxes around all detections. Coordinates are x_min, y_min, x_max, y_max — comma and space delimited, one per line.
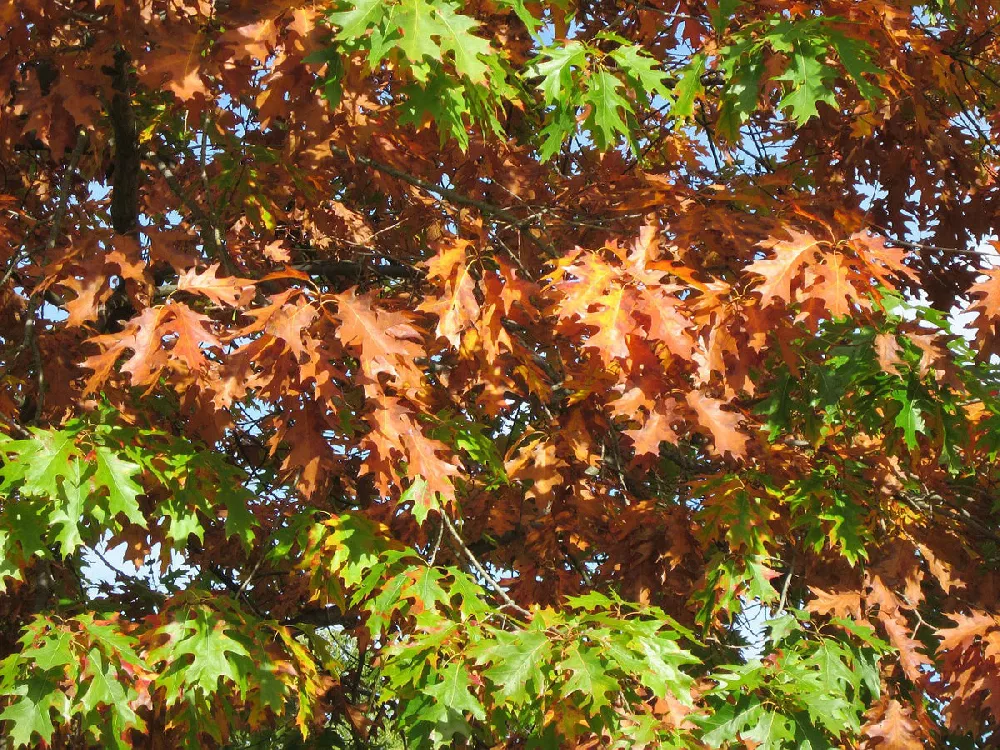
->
3, 0, 1000, 747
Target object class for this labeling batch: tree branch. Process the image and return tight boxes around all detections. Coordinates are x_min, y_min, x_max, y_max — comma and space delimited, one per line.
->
18, 130, 88, 421
329, 145, 528, 227
877, 229, 999, 258
441, 513, 531, 618
152, 152, 238, 274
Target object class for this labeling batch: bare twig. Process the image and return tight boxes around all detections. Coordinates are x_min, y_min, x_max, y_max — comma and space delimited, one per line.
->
559, 539, 594, 587
774, 547, 797, 617
207, 562, 264, 617
18, 130, 88, 419
47, 131, 88, 255
236, 551, 269, 598
441, 512, 531, 618
877, 229, 999, 258
427, 519, 445, 567
330, 145, 527, 225
153, 153, 238, 274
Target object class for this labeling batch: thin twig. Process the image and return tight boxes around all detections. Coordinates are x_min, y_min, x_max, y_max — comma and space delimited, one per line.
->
441, 513, 531, 618
19, 130, 88, 419
877, 229, 999, 258
47, 131, 88, 255
153, 152, 238, 273
329, 144, 537, 231
208, 562, 265, 617
426, 519, 445, 567
774, 547, 797, 617
236, 551, 269, 598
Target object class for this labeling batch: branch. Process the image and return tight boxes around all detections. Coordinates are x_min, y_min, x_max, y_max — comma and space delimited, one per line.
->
294, 258, 421, 282
773, 546, 797, 617
877, 229, 999, 258
441, 513, 531, 618
152, 153, 238, 274
281, 605, 359, 629
901, 489, 1000, 547
47, 132, 88, 254
207, 563, 265, 618
19, 130, 88, 420
329, 145, 529, 227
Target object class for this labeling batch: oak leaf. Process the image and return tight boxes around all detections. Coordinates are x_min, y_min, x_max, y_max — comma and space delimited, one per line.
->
806, 587, 863, 620
864, 699, 923, 750
937, 611, 996, 652
177, 264, 254, 307
625, 400, 681, 459
685, 391, 747, 458
333, 290, 423, 385
748, 228, 823, 307
419, 240, 480, 348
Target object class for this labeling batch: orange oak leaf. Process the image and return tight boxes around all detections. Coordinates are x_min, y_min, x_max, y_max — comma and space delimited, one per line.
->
83, 302, 221, 389
685, 391, 747, 458
506, 437, 567, 504
875, 333, 904, 375
177, 263, 254, 307
584, 286, 637, 363
806, 587, 864, 620
748, 227, 824, 307
364, 396, 459, 509
625, 400, 681, 458
241, 290, 319, 360
864, 699, 923, 750
402, 427, 460, 507
548, 250, 619, 321
804, 252, 865, 318
139, 25, 210, 101
160, 302, 222, 373
879, 614, 930, 682
938, 610, 996, 652
970, 268, 1000, 320
419, 240, 480, 348
848, 231, 916, 288
637, 286, 694, 360
62, 268, 112, 327
333, 289, 424, 386
277, 406, 338, 500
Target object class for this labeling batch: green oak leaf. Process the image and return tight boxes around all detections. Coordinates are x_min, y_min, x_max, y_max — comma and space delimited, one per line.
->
673, 53, 707, 118
742, 708, 795, 748
147, 611, 251, 698
584, 69, 633, 149
0, 674, 59, 748
699, 698, 762, 747
828, 32, 885, 103
394, 0, 492, 83
609, 44, 671, 99
812, 640, 857, 693
330, 0, 388, 40
774, 43, 838, 124
474, 627, 551, 702
49, 458, 87, 556
22, 629, 75, 672
710, 0, 743, 33
404, 566, 450, 611
533, 42, 587, 103
892, 386, 927, 450
424, 662, 486, 720
634, 634, 697, 699
559, 644, 617, 709
78, 649, 132, 716
18, 428, 79, 499
94, 447, 146, 527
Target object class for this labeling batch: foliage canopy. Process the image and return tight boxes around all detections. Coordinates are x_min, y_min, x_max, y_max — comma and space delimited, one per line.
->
2, 0, 1000, 747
